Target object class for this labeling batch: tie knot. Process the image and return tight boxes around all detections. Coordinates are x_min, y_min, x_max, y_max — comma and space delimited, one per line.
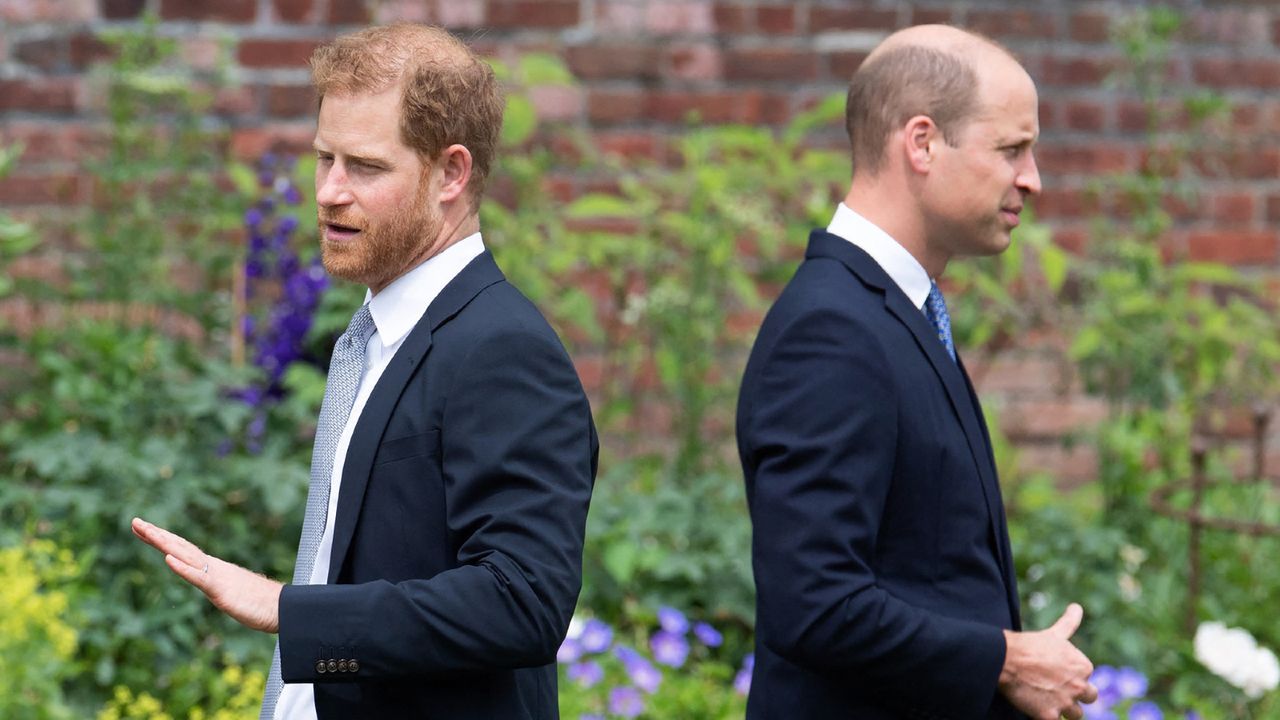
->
343, 304, 375, 348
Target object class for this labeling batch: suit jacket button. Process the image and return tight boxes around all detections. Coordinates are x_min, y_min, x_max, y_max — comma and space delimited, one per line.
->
349, 659, 360, 673
315, 660, 326, 674
327, 660, 338, 673
338, 660, 349, 673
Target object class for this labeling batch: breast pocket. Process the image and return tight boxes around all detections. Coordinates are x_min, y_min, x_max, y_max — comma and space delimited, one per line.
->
373, 429, 441, 466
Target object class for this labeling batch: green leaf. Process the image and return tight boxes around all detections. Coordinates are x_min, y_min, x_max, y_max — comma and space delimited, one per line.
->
226, 161, 259, 198
518, 53, 575, 86
1040, 243, 1068, 293
501, 95, 537, 147
565, 193, 638, 219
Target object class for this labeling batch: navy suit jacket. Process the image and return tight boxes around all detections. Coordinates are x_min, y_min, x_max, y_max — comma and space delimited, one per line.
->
736, 231, 1024, 720
276, 251, 598, 719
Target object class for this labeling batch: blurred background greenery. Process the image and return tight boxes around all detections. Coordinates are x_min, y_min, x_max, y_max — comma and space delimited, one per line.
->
3, 7, 1280, 719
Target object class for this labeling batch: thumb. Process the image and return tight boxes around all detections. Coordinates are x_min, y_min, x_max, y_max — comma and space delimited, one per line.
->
1048, 602, 1083, 639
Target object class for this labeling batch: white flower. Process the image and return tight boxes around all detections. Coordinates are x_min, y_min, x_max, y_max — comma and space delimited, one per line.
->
1195, 621, 1280, 699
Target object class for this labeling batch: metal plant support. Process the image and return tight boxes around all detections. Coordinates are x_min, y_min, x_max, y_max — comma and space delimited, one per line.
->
1150, 406, 1280, 632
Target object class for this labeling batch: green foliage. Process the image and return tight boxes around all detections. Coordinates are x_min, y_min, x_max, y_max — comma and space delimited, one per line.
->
97, 656, 264, 720
0, 539, 81, 719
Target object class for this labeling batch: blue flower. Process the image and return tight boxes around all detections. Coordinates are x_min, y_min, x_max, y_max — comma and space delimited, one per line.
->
608, 687, 644, 718
567, 660, 603, 688
734, 653, 754, 696
1128, 702, 1163, 720
1115, 667, 1148, 700
693, 621, 723, 647
1082, 704, 1117, 720
580, 715, 604, 720
579, 618, 612, 653
556, 637, 582, 664
614, 646, 661, 693
657, 606, 689, 635
650, 630, 689, 668
278, 215, 300, 235
1091, 665, 1121, 706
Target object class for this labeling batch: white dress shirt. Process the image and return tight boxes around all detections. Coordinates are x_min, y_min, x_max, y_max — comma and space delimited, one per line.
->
275, 232, 486, 720
827, 203, 932, 311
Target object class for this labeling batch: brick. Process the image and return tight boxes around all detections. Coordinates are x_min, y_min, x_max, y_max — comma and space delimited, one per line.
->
1268, 195, 1280, 223
598, 0, 645, 33
372, 0, 430, 23
1051, 225, 1089, 254
646, 90, 738, 124
101, 0, 146, 19
811, 7, 897, 31
1231, 103, 1263, 134
587, 89, 646, 124
213, 86, 257, 115
1193, 57, 1280, 89
1187, 230, 1278, 265
1037, 143, 1134, 175
967, 10, 1056, 39
15, 37, 65, 72
229, 125, 316, 160
1210, 192, 1256, 225
1002, 398, 1108, 440
1194, 148, 1280, 179
1070, 11, 1111, 42
664, 44, 722, 82
160, 0, 256, 22
0, 173, 84, 205
273, 0, 315, 22
757, 4, 796, 34
1031, 187, 1095, 220
1117, 101, 1151, 133
1064, 101, 1105, 132
910, 8, 952, 26
528, 85, 583, 122
829, 51, 867, 80
712, 3, 748, 33
1274, 17, 1280, 46
1040, 55, 1114, 86
488, 0, 578, 29
238, 39, 322, 68
725, 48, 818, 82
595, 130, 663, 160
644, 1, 713, 35
1187, 9, 1273, 46
0, 0, 95, 22
69, 32, 112, 70
0, 122, 100, 164
1019, 444, 1099, 487
436, 0, 484, 28
264, 84, 315, 117
970, 356, 1071, 394
179, 37, 224, 71
566, 45, 660, 81
0, 79, 78, 113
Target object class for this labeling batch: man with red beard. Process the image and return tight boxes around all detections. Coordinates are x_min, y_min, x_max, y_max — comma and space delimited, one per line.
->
132, 24, 597, 719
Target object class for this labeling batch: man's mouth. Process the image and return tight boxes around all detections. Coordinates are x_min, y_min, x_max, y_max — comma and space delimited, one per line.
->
1000, 206, 1022, 227
322, 220, 362, 241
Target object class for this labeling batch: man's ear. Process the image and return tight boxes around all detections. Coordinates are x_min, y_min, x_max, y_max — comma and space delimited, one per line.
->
435, 144, 473, 203
902, 115, 939, 175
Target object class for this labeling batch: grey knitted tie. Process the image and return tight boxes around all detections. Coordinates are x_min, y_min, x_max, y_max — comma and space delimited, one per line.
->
261, 303, 375, 720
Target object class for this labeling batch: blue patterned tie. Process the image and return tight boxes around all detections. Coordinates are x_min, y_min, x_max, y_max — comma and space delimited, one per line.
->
261, 303, 375, 720
924, 281, 956, 362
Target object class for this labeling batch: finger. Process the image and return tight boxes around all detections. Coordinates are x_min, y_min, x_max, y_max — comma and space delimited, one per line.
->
1077, 682, 1099, 705
165, 553, 211, 592
1061, 702, 1084, 720
133, 518, 207, 569
1048, 602, 1083, 639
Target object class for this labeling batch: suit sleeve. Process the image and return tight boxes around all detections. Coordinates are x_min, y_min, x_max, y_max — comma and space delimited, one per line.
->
277, 325, 596, 678
742, 307, 1005, 718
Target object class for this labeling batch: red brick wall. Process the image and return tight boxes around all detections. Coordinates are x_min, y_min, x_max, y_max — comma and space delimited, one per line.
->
3, 0, 1280, 483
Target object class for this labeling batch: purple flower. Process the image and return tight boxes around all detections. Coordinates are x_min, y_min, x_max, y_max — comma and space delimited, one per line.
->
614, 646, 661, 693
608, 687, 644, 718
580, 715, 604, 720
1082, 704, 1117, 720
693, 622, 723, 647
278, 215, 300, 235
579, 618, 612, 653
1115, 667, 1148, 700
1128, 702, 1163, 720
1091, 665, 1121, 706
567, 660, 603, 688
733, 653, 754, 696
283, 184, 303, 205
556, 637, 582, 664
245, 207, 265, 228
657, 606, 689, 635
650, 630, 689, 668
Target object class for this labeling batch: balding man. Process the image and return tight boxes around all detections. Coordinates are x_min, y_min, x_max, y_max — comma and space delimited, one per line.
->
133, 24, 597, 719
737, 25, 1097, 720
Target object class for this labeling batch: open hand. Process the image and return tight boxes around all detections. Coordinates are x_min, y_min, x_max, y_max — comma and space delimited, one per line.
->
998, 603, 1098, 720
131, 517, 282, 633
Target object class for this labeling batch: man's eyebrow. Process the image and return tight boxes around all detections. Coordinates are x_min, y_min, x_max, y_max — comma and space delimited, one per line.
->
311, 144, 390, 165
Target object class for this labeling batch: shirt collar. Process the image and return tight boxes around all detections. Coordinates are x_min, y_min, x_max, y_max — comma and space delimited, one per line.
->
827, 203, 932, 310
364, 232, 486, 348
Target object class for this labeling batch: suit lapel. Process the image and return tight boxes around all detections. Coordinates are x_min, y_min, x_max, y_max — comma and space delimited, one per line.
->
326, 251, 506, 584
807, 232, 1013, 600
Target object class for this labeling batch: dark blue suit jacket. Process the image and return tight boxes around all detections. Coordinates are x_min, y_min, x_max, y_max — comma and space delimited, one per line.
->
276, 251, 597, 718
737, 231, 1024, 720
